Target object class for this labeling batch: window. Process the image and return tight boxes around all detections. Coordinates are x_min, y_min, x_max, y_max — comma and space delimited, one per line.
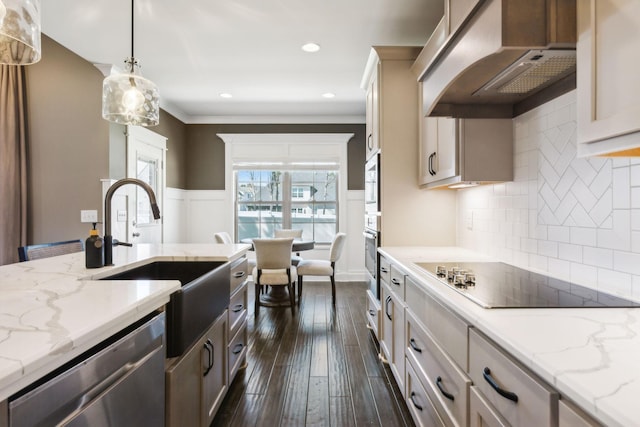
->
236, 169, 338, 244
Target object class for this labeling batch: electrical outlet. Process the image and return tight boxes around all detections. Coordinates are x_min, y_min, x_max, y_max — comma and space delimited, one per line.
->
117, 210, 127, 222
80, 210, 98, 223
465, 210, 474, 230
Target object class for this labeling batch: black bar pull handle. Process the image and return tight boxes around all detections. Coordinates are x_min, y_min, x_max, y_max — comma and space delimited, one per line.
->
203, 340, 213, 376
432, 151, 437, 175
368, 309, 376, 317
409, 338, 422, 353
385, 296, 392, 320
232, 343, 244, 354
436, 376, 455, 401
391, 278, 401, 287
233, 271, 246, 278
232, 303, 244, 313
428, 153, 434, 176
410, 391, 423, 411
483, 367, 518, 403
380, 266, 389, 273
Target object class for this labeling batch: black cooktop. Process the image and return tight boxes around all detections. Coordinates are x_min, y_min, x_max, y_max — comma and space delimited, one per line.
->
416, 262, 640, 308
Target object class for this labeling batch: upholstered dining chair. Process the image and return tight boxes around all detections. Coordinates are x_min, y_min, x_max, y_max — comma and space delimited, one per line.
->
214, 231, 233, 244
296, 232, 346, 306
18, 239, 84, 262
274, 229, 303, 238
274, 228, 304, 265
252, 238, 297, 316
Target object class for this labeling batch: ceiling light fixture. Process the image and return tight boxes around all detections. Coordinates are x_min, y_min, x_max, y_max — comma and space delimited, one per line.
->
0, 0, 41, 65
220, 93, 233, 98
301, 42, 320, 53
322, 92, 335, 98
102, 0, 159, 126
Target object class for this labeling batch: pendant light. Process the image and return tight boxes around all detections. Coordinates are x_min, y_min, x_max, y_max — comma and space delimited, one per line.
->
0, 0, 41, 65
102, 0, 159, 126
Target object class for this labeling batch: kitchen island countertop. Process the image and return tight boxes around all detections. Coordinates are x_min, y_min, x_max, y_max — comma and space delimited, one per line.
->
380, 246, 640, 427
0, 243, 250, 402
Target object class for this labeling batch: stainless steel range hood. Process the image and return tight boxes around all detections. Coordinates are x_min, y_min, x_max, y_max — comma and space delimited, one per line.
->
415, 0, 576, 118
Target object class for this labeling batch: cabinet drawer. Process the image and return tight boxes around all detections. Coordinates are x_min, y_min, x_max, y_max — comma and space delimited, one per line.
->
228, 319, 247, 383
405, 276, 469, 370
469, 386, 509, 427
366, 289, 381, 339
559, 399, 603, 427
469, 329, 558, 427
390, 264, 406, 299
230, 257, 248, 295
406, 310, 470, 427
229, 281, 247, 338
380, 256, 391, 284
406, 359, 446, 427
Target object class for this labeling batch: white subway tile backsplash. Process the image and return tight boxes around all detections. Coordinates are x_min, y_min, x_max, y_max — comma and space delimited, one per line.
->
559, 243, 583, 263
456, 91, 638, 299
538, 240, 558, 258
548, 226, 571, 243
583, 247, 613, 269
570, 226, 597, 246
613, 251, 640, 276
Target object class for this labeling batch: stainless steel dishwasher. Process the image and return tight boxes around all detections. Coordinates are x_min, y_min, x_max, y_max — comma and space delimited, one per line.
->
8, 312, 165, 427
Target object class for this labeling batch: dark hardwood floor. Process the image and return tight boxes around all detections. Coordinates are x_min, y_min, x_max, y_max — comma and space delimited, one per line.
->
212, 281, 415, 427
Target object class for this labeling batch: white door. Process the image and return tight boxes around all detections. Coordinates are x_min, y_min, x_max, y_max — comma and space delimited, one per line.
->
127, 126, 166, 244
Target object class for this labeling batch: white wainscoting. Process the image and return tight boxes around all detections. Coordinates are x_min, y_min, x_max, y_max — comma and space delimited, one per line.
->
163, 187, 366, 281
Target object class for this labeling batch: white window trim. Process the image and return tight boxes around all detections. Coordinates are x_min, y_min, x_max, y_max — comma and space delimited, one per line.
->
218, 133, 353, 244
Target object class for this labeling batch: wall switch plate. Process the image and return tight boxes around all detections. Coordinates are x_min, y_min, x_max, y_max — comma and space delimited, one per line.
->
117, 210, 127, 222
81, 210, 98, 223
465, 210, 474, 230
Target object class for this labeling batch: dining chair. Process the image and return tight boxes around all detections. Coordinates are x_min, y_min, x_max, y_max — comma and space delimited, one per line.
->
252, 237, 297, 316
296, 232, 346, 306
274, 229, 303, 238
214, 232, 233, 244
274, 228, 304, 265
18, 239, 84, 262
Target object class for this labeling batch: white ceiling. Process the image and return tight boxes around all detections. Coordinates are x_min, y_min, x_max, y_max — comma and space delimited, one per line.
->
41, 0, 443, 124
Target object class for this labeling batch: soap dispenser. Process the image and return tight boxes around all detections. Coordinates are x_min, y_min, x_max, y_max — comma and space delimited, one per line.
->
85, 222, 104, 269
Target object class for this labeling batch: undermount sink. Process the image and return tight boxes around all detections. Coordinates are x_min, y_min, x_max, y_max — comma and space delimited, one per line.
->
100, 261, 230, 357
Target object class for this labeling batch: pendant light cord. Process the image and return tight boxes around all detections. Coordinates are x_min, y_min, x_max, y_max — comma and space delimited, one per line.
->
130, 0, 135, 58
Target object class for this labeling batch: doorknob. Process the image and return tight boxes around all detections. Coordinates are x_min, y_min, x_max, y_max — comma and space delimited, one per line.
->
132, 232, 141, 237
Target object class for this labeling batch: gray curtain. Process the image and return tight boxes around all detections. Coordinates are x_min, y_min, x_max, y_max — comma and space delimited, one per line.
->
0, 65, 28, 265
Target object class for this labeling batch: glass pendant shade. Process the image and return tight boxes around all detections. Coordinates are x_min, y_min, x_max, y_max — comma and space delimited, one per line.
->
0, 0, 41, 65
102, 57, 159, 126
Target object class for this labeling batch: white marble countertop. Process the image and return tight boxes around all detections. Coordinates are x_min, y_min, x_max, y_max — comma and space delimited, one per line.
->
0, 243, 250, 402
380, 246, 640, 427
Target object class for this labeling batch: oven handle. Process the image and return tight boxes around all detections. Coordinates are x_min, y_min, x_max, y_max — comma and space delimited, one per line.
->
363, 231, 377, 240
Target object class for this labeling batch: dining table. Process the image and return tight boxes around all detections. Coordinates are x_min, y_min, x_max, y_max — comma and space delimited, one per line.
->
241, 237, 315, 307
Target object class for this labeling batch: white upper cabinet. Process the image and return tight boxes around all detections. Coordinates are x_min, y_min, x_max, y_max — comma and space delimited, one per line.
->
418, 93, 513, 190
364, 65, 380, 160
577, 0, 640, 156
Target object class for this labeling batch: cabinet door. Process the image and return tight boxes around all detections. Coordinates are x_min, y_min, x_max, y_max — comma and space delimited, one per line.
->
577, 0, 640, 155
419, 116, 440, 185
366, 65, 380, 160
391, 292, 405, 393
201, 313, 228, 427
381, 283, 393, 363
434, 117, 457, 181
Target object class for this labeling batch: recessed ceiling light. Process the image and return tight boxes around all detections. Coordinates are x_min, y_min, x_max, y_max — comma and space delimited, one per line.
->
302, 43, 320, 53
322, 92, 335, 98
219, 93, 233, 98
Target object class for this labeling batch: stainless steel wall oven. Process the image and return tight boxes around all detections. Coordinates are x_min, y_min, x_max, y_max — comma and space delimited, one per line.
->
364, 151, 381, 301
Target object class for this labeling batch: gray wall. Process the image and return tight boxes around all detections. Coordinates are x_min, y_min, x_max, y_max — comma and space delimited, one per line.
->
185, 124, 366, 191
21, 35, 364, 246
25, 35, 110, 244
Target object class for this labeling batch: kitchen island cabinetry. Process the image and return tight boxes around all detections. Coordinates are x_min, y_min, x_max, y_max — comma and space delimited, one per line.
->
166, 311, 228, 427
418, 113, 513, 189
576, 0, 640, 156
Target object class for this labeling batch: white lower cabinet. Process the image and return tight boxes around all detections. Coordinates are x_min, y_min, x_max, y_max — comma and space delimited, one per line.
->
166, 311, 228, 427
468, 329, 558, 427
406, 360, 446, 427
406, 310, 470, 427
366, 289, 381, 338
381, 280, 406, 393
